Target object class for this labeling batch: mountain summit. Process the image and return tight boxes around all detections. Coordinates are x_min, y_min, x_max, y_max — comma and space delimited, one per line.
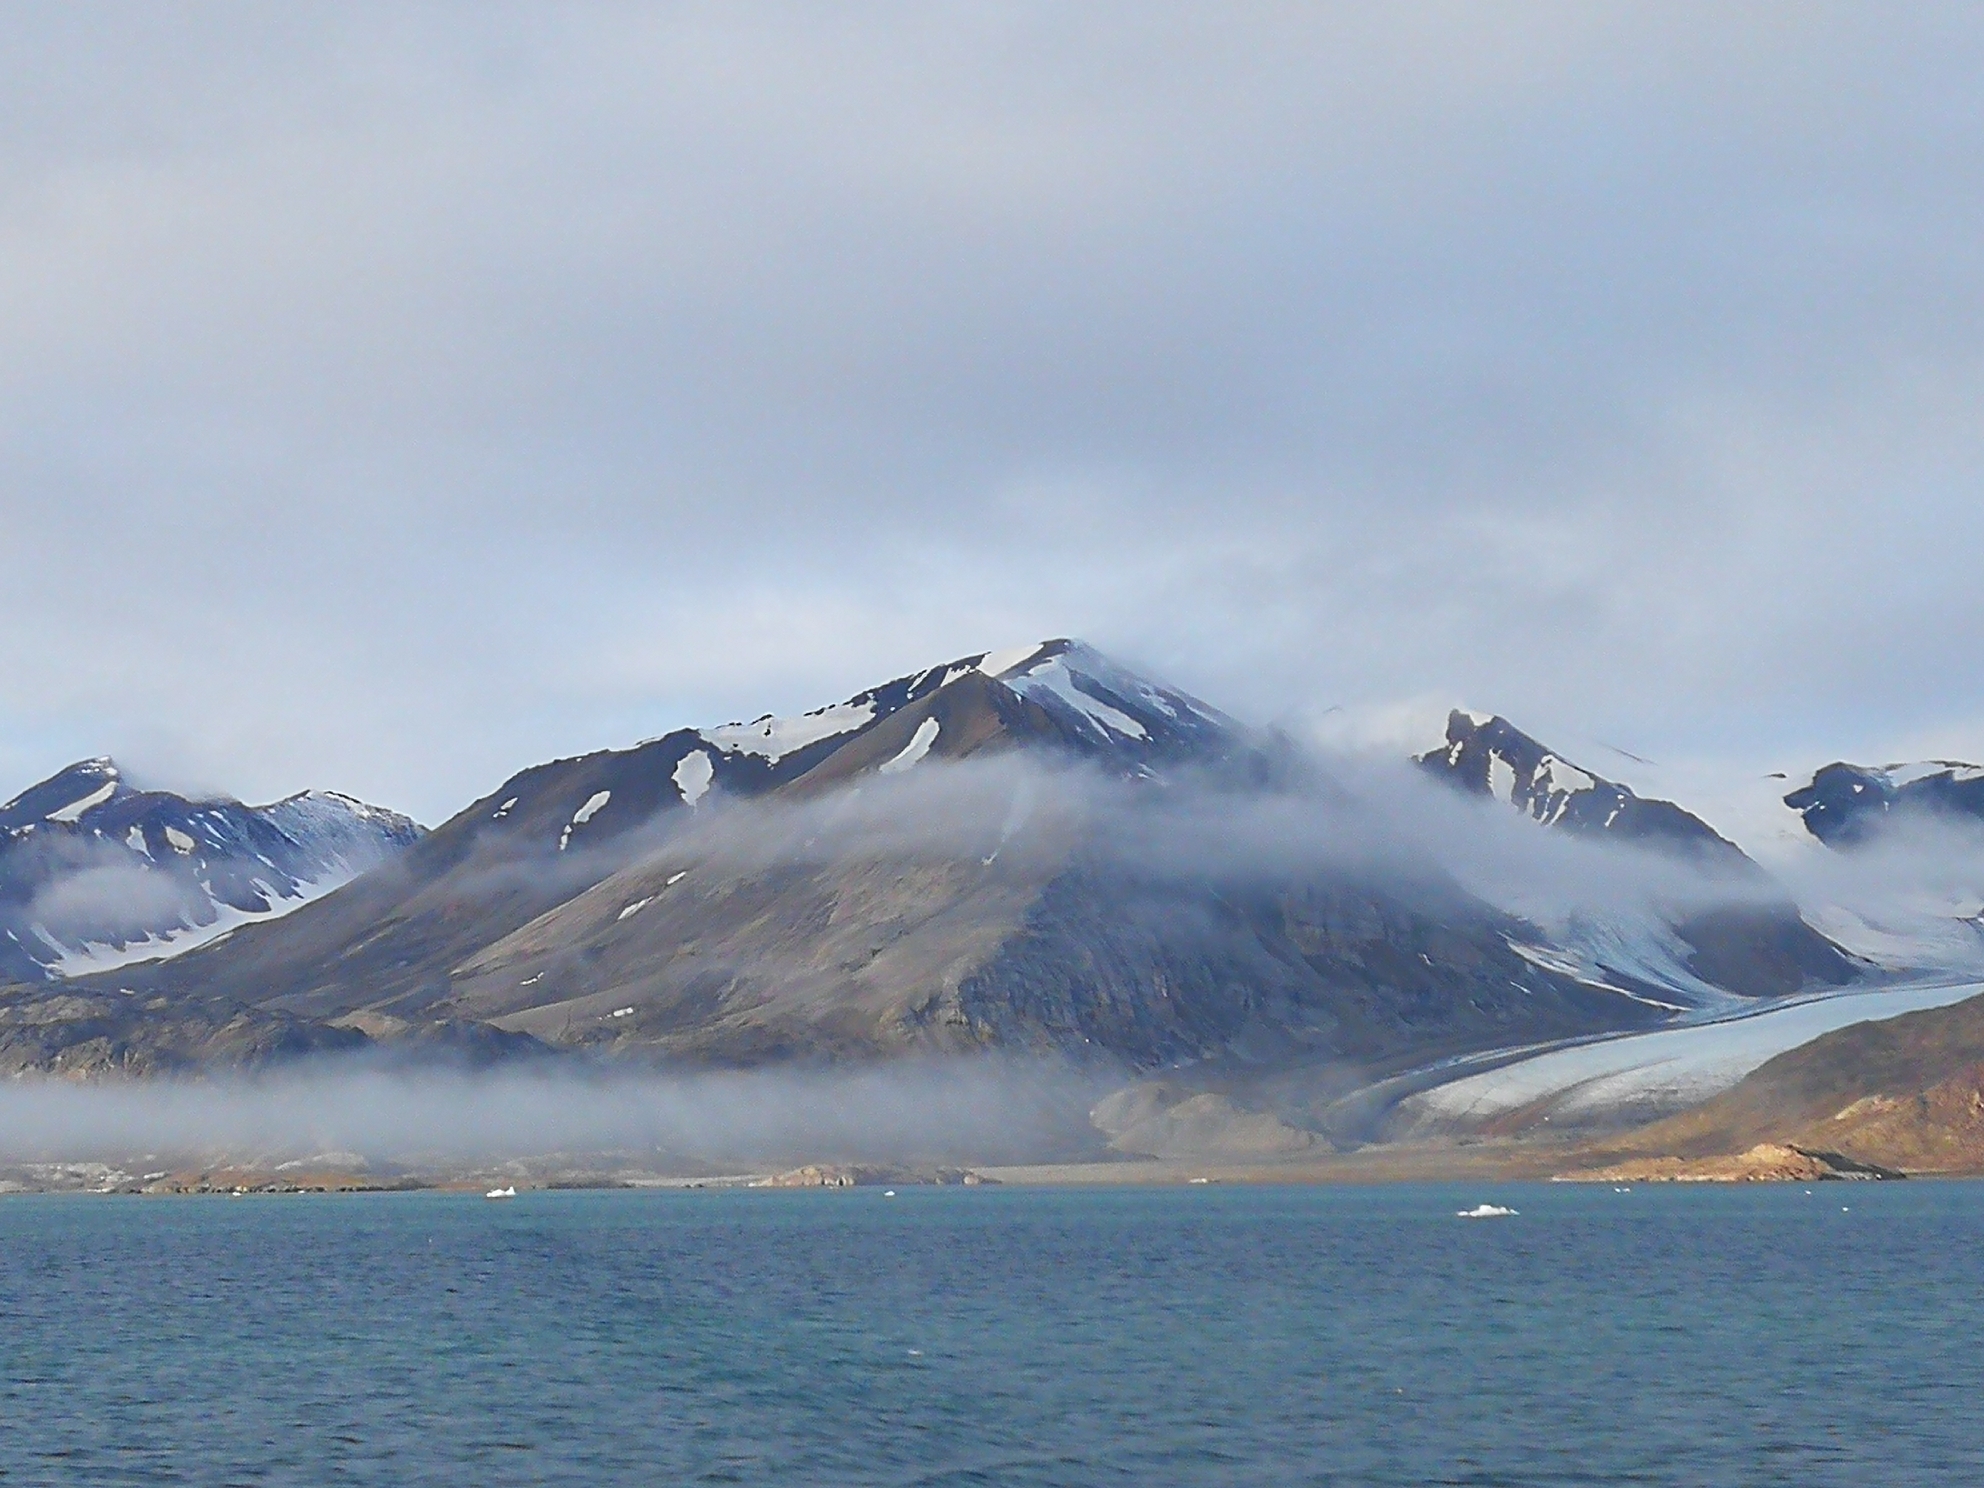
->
0, 759, 422, 984
1785, 760, 1984, 847
1417, 710, 1856, 1000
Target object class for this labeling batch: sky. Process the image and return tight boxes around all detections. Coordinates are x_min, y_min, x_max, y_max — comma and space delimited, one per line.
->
6, 2, 1984, 827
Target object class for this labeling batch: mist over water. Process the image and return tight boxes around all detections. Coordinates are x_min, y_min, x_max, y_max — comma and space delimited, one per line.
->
0, 1056, 1111, 1170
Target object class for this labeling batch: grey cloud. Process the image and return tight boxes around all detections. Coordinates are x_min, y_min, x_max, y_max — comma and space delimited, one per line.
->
4, 4, 1984, 819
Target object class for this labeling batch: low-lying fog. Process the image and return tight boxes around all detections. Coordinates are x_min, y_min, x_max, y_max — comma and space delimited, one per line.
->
0, 1056, 1112, 1172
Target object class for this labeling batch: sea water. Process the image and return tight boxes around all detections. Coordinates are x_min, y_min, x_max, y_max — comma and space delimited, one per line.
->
3, 1181, 1981, 1485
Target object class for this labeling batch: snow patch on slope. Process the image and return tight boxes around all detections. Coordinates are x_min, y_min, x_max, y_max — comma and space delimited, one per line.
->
673, 750, 714, 807
557, 791, 612, 851
1003, 654, 1150, 741
42, 867, 362, 978
880, 718, 941, 775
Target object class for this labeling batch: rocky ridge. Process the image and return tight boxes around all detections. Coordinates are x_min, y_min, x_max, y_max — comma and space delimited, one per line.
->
1418, 710, 1856, 1000
1785, 759, 1984, 847
0, 758, 421, 984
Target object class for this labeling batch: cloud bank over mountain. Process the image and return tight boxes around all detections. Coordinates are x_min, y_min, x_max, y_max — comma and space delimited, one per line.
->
6, 4, 1984, 820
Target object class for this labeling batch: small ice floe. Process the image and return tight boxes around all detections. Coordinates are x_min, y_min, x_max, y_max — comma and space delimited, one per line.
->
1457, 1203, 1518, 1219
485, 1186, 517, 1200
883, 1190, 897, 1198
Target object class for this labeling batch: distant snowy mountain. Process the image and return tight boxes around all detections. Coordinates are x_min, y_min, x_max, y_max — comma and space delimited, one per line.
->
1417, 710, 1856, 1002
0, 758, 422, 982
1418, 711, 1750, 863
1785, 760, 1984, 847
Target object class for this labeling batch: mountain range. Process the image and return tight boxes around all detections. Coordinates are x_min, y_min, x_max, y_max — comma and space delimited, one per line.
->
5, 638, 1983, 1177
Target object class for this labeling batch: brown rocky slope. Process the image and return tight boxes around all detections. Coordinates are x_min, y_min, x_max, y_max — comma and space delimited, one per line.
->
1565, 990, 1984, 1176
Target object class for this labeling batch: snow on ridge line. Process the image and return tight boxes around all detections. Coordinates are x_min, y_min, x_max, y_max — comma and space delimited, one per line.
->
702, 699, 879, 763
655, 637, 1225, 780
46, 779, 118, 823
1877, 760, 1984, 787
976, 642, 1049, 679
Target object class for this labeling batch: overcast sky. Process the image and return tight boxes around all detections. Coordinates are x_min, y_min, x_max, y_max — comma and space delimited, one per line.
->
6, 3, 1984, 824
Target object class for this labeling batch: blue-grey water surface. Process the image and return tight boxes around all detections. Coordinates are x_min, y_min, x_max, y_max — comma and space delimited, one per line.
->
2, 1181, 1981, 1486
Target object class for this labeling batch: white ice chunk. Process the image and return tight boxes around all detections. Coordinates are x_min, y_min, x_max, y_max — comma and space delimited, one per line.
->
673, 749, 714, 807
125, 825, 150, 856
616, 898, 653, 921
164, 826, 196, 855
879, 717, 942, 775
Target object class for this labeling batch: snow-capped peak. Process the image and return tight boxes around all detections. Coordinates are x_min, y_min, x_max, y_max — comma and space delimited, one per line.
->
0, 759, 423, 983
692, 638, 1236, 770
0, 756, 125, 831
974, 638, 1235, 751
1421, 710, 1744, 863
